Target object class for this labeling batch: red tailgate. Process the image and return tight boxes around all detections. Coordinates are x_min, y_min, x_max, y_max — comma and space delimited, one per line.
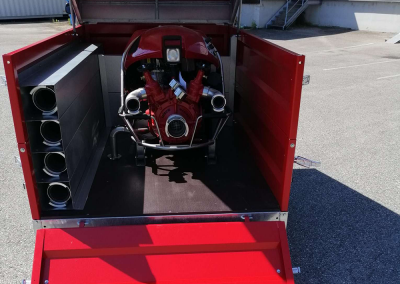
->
32, 222, 294, 284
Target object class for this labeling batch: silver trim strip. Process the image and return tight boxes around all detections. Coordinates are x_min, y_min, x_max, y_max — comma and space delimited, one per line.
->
33, 211, 288, 231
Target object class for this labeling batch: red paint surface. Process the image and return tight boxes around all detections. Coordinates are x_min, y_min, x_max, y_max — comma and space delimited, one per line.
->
33, 222, 294, 283
144, 70, 203, 144
124, 26, 220, 69
235, 31, 305, 211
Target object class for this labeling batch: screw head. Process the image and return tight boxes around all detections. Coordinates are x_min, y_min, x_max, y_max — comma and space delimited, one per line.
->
290, 143, 295, 148
20, 148, 25, 152
277, 269, 281, 273
299, 61, 302, 64
44, 280, 49, 284
7, 61, 10, 64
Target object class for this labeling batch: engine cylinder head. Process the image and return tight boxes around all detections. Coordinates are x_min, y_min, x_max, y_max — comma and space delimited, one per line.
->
165, 115, 189, 138
40, 120, 62, 146
31, 86, 57, 115
43, 152, 67, 177
47, 182, 71, 207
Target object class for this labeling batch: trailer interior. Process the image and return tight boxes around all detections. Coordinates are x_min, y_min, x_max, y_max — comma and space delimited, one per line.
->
3, 1, 305, 283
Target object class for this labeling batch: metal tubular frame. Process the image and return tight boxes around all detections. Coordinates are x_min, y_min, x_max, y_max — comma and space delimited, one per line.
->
118, 33, 230, 152
119, 112, 230, 152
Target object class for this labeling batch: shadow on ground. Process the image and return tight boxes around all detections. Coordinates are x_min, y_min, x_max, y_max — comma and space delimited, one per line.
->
288, 169, 400, 283
248, 26, 352, 41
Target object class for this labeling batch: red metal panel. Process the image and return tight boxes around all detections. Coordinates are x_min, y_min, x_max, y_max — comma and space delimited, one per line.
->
32, 222, 294, 283
235, 31, 305, 211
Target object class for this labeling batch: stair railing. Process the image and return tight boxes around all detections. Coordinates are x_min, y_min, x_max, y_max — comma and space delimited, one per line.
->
265, 0, 288, 27
284, 0, 290, 26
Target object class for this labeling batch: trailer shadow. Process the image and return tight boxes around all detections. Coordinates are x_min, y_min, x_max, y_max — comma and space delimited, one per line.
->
288, 169, 400, 284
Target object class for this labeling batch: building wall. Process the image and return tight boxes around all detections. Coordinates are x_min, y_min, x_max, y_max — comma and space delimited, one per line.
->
304, 1, 400, 33
0, 0, 66, 19
241, 0, 286, 28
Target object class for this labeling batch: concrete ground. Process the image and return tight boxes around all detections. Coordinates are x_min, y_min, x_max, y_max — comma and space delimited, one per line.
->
0, 22, 399, 283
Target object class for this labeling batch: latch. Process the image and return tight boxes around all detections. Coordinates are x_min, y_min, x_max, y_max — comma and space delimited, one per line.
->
294, 156, 321, 168
0, 75, 6, 86
302, 75, 310, 85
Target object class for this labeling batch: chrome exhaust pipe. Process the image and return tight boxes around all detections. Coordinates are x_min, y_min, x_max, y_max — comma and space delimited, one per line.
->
125, 88, 146, 115
40, 120, 62, 146
43, 152, 67, 177
47, 182, 71, 208
30, 86, 57, 115
202, 87, 226, 112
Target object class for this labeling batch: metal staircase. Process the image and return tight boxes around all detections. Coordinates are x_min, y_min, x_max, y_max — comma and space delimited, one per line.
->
266, 0, 309, 30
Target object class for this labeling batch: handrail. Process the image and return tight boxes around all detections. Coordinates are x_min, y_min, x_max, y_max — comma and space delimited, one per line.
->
265, 0, 308, 28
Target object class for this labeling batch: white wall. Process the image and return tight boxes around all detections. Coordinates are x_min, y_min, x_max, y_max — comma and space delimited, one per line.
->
305, 1, 400, 33
241, 0, 286, 28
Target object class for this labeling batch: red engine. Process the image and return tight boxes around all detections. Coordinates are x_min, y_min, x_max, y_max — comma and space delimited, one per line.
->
121, 26, 227, 146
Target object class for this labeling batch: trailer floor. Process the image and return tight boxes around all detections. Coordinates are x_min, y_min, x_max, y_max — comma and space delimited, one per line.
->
42, 124, 280, 218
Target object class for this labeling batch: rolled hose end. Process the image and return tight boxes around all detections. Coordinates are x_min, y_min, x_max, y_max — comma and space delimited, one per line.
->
47, 182, 71, 208
43, 152, 67, 177
202, 87, 226, 112
125, 96, 140, 115
211, 94, 226, 113
31, 86, 57, 115
125, 88, 146, 115
40, 120, 62, 146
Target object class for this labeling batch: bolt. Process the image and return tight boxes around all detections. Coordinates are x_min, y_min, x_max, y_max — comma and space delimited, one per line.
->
44, 280, 49, 284
299, 61, 302, 64
290, 143, 295, 148
277, 269, 281, 274
20, 148, 25, 152
7, 61, 10, 64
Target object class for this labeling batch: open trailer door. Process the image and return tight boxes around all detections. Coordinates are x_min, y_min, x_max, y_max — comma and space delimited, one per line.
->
234, 31, 305, 212
31, 221, 294, 284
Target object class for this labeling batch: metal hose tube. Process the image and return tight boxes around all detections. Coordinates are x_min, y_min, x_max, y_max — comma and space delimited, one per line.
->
125, 88, 147, 115
43, 152, 67, 177
202, 86, 227, 112
31, 86, 57, 115
40, 120, 62, 146
47, 182, 71, 208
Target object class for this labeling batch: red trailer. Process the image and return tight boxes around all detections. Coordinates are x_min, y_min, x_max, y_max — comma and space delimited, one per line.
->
4, 1, 310, 283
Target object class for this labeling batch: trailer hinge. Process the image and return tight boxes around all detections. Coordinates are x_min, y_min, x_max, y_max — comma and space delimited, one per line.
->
294, 156, 321, 168
292, 267, 301, 274
302, 75, 310, 85
0, 75, 6, 86
14, 156, 21, 167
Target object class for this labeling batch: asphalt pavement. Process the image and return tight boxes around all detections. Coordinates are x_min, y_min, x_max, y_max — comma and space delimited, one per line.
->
0, 22, 399, 283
